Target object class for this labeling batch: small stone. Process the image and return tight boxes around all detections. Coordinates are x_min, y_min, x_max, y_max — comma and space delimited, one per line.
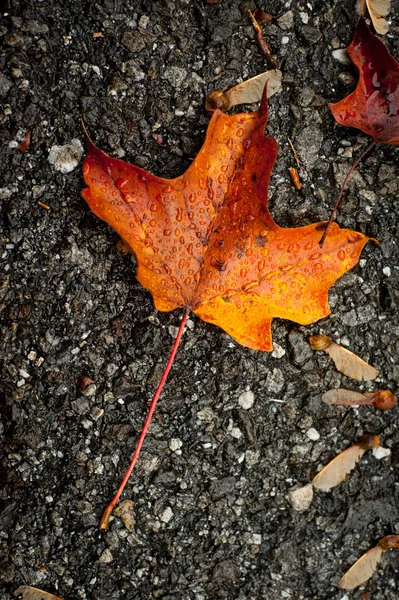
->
163, 66, 187, 88
99, 549, 113, 563
0, 73, 12, 96
230, 427, 242, 439
197, 407, 214, 422
265, 368, 285, 395
238, 391, 255, 410
48, 139, 83, 174
272, 343, 285, 358
306, 427, 320, 441
277, 11, 294, 31
332, 49, 351, 65
373, 446, 391, 460
91, 406, 104, 421
160, 507, 173, 523
169, 438, 182, 452
82, 383, 97, 397
249, 533, 262, 545
27, 351, 37, 361
138, 15, 149, 29
296, 125, 323, 170
281, 36, 290, 45
383, 267, 391, 277
288, 330, 313, 365
287, 484, 314, 511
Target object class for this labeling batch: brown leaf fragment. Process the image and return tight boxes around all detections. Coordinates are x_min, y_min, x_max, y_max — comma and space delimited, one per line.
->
253, 9, 273, 23
205, 70, 282, 113
322, 388, 397, 410
309, 335, 378, 381
322, 389, 368, 406
76, 375, 95, 390
312, 434, 379, 491
14, 586, 63, 600
114, 499, 136, 531
365, 0, 391, 35
339, 546, 384, 589
18, 131, 31, 153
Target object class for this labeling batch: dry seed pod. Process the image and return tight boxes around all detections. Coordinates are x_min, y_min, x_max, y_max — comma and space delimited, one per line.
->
308, 334, 332, 351
339, 534, 399, 589
322, 388, 397, 410
312, 434, 379, 491
14, 587, 63, 600
369, 389, 397, 410
366, 0, 391, 35
309, 335, 378, 381
205, 69, 282, 113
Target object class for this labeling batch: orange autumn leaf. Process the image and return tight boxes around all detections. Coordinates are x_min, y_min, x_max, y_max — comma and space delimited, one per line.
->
82, 95, 370, 351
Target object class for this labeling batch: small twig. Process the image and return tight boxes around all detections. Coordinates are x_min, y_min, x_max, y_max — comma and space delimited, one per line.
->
99, 308, 190, 530
319, 140, 376, 247
248, 9, 278, 69
288, 138, 300, 167
38, 201, 50, 211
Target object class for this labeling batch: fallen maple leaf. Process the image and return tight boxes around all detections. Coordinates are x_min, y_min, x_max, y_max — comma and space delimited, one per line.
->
320, 15, 399, 245
82, 92, 370, 528
82, 96, 369, 353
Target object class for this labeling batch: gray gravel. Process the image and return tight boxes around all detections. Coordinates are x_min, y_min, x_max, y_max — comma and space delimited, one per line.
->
1, 1, 399, 599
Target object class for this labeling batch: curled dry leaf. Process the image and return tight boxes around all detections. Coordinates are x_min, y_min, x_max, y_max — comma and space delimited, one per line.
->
365, 0, 391, 35
14, 586, 63, 600
309, 335, 378, 381
322, 388, 397, 410
205, 70, 282, 113
312, 434, 380, 491
339, 534, 399, 589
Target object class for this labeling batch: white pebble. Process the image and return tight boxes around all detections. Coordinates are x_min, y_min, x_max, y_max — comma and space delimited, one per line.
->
160, 507, 173, 523
230, 427, 242, 439
169, 438, 182, 452
99, 549, 113, 563
281, 36, 290, 45
383, 266, 391, 277
332, 49, 351, 65
287, 483, 314, 511
306, 427, 320, 441
238, 390, 255, 410
373, 446, 391, 460
249, 533, 262, 545
48, 139, 83, 174
272, 343, 286, 358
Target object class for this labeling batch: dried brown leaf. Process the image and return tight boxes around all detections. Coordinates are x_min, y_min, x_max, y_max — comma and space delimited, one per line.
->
339, 546, 384, 589
310, 335, 378, 381
312, 434, 379, 491
326, 344, 378, 381
322, 389, 368, 406
14, 587, 63, 600
366, 0, 391, 34
205, 70, 282, 112
322, 388, 396, 410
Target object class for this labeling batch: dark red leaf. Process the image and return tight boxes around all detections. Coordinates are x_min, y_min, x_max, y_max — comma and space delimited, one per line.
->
329, 16, 399, 145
